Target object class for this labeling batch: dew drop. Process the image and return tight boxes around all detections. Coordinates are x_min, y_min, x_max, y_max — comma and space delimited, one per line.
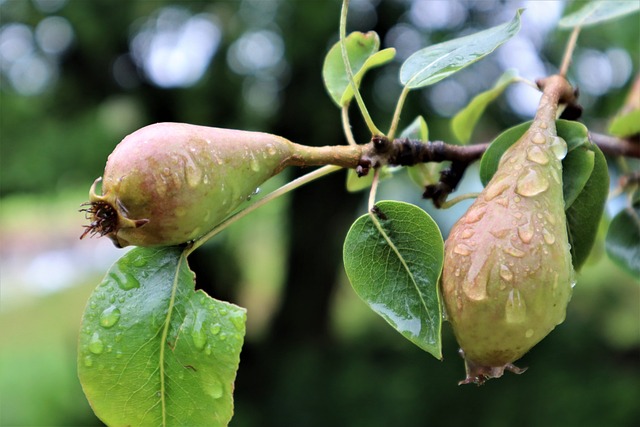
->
84, 355, 94, 367
110, 267, 140, 291
516, 168, 550, 197
185, 166, 202, 188
191, 312, 208, 351
549, 136, 568, 160
542, 228, 556, 245
266, 143, 277, 156
525, 329, 534, 338
517, 222, 534, 244
88, 332, 104, 354
460, 229, 475, 239
499, 264, 514, 282
526, 146, 549, 165
505, 289, 527, 324
99, 305, 121, 329
531, 132, 546, 144
175, 206, 187, 217
484, 176, 511, 201
489, 227, 510, 239
206, 379, 223, 399
250, 155, 261, 172
503, 246, 525, 258
453, 243, 472, 256
464, 204, 486, 224
230, 315, 245, 331
203, 174, 210, 184
219, 333, 227, 341
539, 122, 548, 130
210, 323, 221, 335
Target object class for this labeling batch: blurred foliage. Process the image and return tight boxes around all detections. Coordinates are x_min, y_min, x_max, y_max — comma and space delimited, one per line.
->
1, 0, 638, 426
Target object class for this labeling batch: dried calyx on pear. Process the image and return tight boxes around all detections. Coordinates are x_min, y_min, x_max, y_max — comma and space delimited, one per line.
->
441, 75, 576, 384
80, 122, 295, 248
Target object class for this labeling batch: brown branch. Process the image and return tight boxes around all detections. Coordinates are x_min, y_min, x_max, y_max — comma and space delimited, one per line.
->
590, 132, 640, 158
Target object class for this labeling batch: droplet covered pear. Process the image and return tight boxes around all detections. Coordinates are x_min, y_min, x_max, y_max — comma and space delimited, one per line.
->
81, 123, 295, 247
441, 76, 575, 384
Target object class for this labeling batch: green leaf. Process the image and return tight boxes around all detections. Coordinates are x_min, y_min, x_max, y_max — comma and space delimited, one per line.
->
323, 31, 396, 107
400, 9, 522, 89
566, 143, 609, 271
346, 167, 393, 192
343, 201, 444, 359
559, 1, 640, 28
78, 247, 246, 427
451, 69, 519, 144
606, 201, 640, 277
562, 146, 595, 209
609, 109, 640, 137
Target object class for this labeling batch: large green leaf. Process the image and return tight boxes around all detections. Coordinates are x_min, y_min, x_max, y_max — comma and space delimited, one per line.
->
78, 247, 246, 427
322, 31, 395, 107
559, 1, 640, 28
400, 10, 522, 89
451, 69, 518, 144
606, 200, 640, 277
566, 144, 609, 271
343, 201, 444, 359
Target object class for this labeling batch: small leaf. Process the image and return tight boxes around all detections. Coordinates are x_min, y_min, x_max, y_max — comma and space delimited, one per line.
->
609, 109, 640, 137
606, 201, 640, 277
562, 146, 595, 209
323, 31, 396, 107
400, 9, 522, 89
78, 247, 246, 427
451, 69, 519, 144
559, 1, 640, 28
343, 201, 444, 359
346, 167, 393, 192
566, 143, 609, 271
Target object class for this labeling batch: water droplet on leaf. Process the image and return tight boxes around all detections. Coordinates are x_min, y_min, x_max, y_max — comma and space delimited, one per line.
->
110, 267, 140, 291
99, 305, 121, 328
88, 332, 105, 354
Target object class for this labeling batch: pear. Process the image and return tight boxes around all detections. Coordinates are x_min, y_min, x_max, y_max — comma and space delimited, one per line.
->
441, 76, 574, 384
81, 122, 294, 247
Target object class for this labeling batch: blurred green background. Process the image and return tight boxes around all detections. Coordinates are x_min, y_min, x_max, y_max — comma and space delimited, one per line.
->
1, 0, 638, 426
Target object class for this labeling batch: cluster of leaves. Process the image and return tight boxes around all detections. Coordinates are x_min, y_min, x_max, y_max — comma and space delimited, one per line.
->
77, 1, 639, 426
